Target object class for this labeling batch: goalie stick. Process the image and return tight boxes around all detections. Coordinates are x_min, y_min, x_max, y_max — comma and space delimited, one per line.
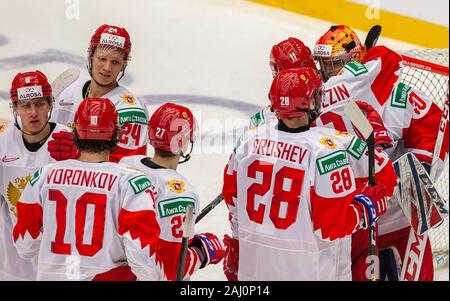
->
176, 204, 194, 281
51, 68, 80, 97
344, 101, 378, 281
364, 25, 382, 51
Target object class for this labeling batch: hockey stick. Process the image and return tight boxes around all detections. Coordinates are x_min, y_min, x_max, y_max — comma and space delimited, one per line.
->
51, 68, 80, 97
345, 101, 377, 281
195, 193, 223, 224
364, 25, 382, 51
176, 204, 195, 281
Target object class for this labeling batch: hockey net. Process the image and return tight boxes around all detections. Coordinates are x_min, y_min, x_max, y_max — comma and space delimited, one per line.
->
399, 48, 449, 268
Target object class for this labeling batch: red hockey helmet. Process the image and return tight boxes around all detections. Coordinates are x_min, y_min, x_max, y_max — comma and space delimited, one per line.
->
148, 103, 197, 155
270, 37, 315, 76
74, 97, 118, 141
269, 67, 322, 119
10, 71, 52, 103
88, 24, 131, 59
313, 25, 366, 79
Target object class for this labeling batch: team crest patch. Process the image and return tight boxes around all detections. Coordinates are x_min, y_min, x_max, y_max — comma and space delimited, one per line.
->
0, 122, 9, 135
7, 174, 32, 217
334, 130, 351, 137
120, 94, 137, 106
168, 179, 185, 193
320, 137, 336, 149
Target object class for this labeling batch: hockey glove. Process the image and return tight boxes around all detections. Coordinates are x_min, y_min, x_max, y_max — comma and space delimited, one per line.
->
353, 184, 388, 228
223, 234, 239, 281
190, 232, 225, 269
48, 131, 80, 161
355, 100, 393, 149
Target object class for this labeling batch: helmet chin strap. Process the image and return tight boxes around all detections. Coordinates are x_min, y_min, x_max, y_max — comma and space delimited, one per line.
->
13, 112, 52, 137
12, 100, 54, 137
179, 141, 194, 164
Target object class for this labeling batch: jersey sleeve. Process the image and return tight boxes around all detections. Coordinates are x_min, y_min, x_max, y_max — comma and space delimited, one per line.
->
12, 167, 46, 259
361, 46, 403, 106
117, 173, 164, 280
382, 85, 449, 177
222, 140, 241, 240
310, 134, 398, 240
118, 172, 204, 281
310, 148, 363, 240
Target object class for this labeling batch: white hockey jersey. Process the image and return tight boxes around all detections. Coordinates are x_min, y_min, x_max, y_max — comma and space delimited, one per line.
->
119, 155, 203, 280
0, 122, 69, 280
222, 124, 397, 280
51, 73, 149, 162
13, 160, 169, 281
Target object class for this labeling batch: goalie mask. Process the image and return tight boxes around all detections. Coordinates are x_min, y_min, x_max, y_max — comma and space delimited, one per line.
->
269, 67, 323, 121
148, 102, 197, 163
314, 25, 366, 81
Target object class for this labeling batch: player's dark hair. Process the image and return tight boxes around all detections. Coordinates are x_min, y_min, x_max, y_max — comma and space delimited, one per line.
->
154, 148, 178, 158
73, 128, 117, 153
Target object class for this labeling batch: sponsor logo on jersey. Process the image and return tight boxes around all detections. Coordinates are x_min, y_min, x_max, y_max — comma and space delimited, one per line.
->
7, 174, 32, 217
390, 83, 411, 109
128, 174, 153, 194
58, 98, 74, 106
343, 61, 368, 77
118, 108, 147, 125
168, 179, 185, 193
334, 130, 351, 137
120, 94, 137, 106
1, 155, 20, 163
158, 197, 196, 218
17, 86, 43, 101
346, 136, 367, 160
316, 150, 349, 175
319, 137, 337, 149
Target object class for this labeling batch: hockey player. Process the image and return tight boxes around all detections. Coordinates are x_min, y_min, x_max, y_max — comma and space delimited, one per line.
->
119, 102, 225, 280
313, 25, 448, 280
0, 71, 71, 280
248, 37, 319, 130
48, 24, 149, 163
12, 97, 224, 281
222, 68, 397, 280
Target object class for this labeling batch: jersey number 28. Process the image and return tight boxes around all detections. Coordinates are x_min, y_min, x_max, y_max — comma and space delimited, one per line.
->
246, 160, 304, 230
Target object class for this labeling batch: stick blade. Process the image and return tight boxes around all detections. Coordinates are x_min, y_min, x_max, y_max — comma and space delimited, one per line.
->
344, 101, 373, 139
364, 25, 382, 50
51, 68, 80, 97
